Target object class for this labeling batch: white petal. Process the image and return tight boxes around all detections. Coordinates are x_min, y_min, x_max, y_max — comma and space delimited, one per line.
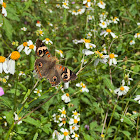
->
76, 83, 81, 87
109, 59, 113, 65
0, 63, 2, 73
2, 7, 7, 17
110, 32, 116, 38
104, 32, 108, 37
113, 58, 117, 64
94, 59, 99, 66
85, 43, 90, 49
3, 61, 8, 73
26, 49, 31, 55
17, 45, 24, 52
82, 49, 94, 56
8, 60, 15, 75
64, 82, 69, 89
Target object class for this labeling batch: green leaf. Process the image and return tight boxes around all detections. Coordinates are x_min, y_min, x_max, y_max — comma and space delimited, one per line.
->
103, 76, 114, 90
121, 131, 131, 139
3, 18, 13, 41
83, 133, 94, 140
23, 117, 40, 127
33, 132, 38, 140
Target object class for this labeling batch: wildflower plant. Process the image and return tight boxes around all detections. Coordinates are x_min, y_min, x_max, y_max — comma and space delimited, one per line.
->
0, 0, 140, 139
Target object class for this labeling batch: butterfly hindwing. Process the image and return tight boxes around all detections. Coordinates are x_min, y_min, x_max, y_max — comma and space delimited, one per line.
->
56, 64, 77, 83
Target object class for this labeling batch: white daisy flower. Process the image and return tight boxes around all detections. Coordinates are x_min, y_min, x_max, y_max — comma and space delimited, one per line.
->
43, 38, 53, 45
82, 49, 94, 56
72, 110, 80, 118
94, 50, 107, 66
34, 88, 42, 97
77, 8, 85, 15
71, 133, 79, 140
62, 1, 69, 9
7, 51, 20, 75
134, 95, 140, 104
48, 22, 53, 26
19, 71, 26, 76
99, 20, 107, 28
86, 32, 92, 38
24, 40, 36, 55
97, 1, 106, 9
134, 33, 140, 38
122, 73, 133, 85
112, 17, 119, 24
55, 50, 64, 58
36, 21, 41, 27
104, 53, 118, 66
58, 107, 67, 118
106, 19, 112, 25
69, 10, 78, 16
56, 4, 61, 8
99, 12, 107, 20
102, 47, 107, 54
129, 40, 135, 45
14, 112, 22, 125
79, 38, 96, 49
114, 85, 129, 96
69, 116, 80, 125
37, 29, 44, 36
87, 15, 94, 21
52, 130, 63, 140
58, 117, 67, 127
0, 56, 8, 74
17, 42, 28, 52
52, 114, 60, 123
83, 0, 91, 7
21, 27, 27, 31
70, 124, 80, 134
76, 82, 89, 92
100, 29, 116, 38
60, 128, 70, 140
61, 93, 71, 103
0, 1, 7, 17
81, 58, 87, 64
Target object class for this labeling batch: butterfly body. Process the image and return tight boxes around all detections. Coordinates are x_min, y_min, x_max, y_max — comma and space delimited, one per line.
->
34, 39, 77, 86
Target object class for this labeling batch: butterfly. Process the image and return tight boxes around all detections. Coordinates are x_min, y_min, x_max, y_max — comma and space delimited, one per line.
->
34, 39, 77, 87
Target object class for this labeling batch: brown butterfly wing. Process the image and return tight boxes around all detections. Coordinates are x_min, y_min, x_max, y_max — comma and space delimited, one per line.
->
56, 64, 77, 83
36, 39, 52, 59
34, 58, 61, 86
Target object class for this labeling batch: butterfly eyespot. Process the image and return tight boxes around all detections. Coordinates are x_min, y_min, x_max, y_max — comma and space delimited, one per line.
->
38, 62, 43, 67
53, 76, 57, 81
39, 50, 42, 55
64, 74, 68, 79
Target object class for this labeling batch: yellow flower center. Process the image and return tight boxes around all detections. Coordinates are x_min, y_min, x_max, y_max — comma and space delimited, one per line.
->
101, 134, 105, 138
84, 39, 91, 43
29, 44, 34, 49
102, 12, 105, 15
62, 120, 66, 124
72, 126, 75, 129
120, 86, 124, 91
2, 2, 6, 8
75, 134, 78, 137
73, 10, 76, 13
106, 29, 111, 32
114, 17, 117, 19
23, 42, 27, 47
100, 1, 103, 5
102, 22, 105, 25
62, 110, 66, 114
87, 0, 91, 2
136, 33, 139, 36
109, 53, 115, 59
66, 93, 69, 97
59, 50, 63, 54
130, 40, 133, 43
99, 53, 103, 58
78, 9, 81, 12
12, 42, 15, 45
63, 2, 67, 6
0, 56, 6, 63
74, 119, 78, 124
10, 51, 20, 60
39, 30, 43, 35
82, 85, 86, 88
18, 117, 21, 120
2, 78, 7, 83
37, 90, 40, 94
64, 132, 68, 136
45, 38, 50, 41
74, 112, 78, 115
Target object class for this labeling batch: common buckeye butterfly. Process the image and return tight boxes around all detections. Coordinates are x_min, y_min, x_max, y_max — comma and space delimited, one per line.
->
34, 39, 77, 87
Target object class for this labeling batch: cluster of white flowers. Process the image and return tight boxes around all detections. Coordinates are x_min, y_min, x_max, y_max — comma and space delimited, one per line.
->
76, 82, 89, 92
17, 40, 36, 55
52, 108, 80, 140
0, 0, 7, 17
69, 8, 85, 16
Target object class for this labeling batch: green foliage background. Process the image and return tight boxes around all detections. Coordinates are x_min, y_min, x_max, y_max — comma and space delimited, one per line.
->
0, 0, 140, 140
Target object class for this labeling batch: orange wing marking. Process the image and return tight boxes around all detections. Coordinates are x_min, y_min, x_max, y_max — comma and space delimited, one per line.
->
37, 66, 42, 78
48, 54, 51, 57
62, 67, 65, 71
